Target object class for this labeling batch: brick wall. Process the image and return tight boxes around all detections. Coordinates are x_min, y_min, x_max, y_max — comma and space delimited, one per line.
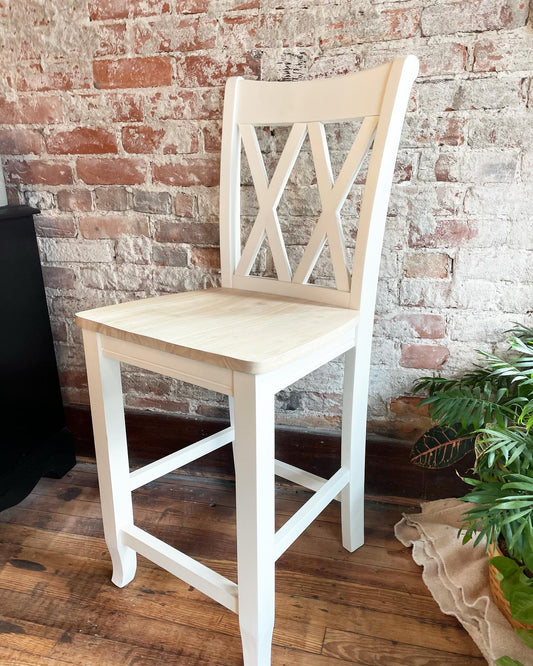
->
1, 0, 532, 441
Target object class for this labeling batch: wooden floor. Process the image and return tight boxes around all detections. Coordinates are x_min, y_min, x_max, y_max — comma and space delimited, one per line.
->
0, 462, 485, 665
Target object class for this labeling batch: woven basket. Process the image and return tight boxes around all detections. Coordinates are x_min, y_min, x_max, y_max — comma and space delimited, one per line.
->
488, 541, 533, 631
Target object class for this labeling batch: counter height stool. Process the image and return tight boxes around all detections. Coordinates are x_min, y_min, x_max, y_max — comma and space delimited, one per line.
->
76, 55, 419, 666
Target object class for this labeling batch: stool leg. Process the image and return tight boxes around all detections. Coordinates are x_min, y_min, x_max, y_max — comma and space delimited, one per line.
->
341, 346, 367, 552
83, 330, 137, 587
233, 373, 275, 666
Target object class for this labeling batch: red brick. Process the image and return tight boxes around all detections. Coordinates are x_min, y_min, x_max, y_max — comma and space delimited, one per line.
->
89, 0, 170, 20
0, 95, 63, 124
203, 122, 222, 152
77, 157, 146, 185
93, 57, 172, 89
403, 252, 450, 279
0, 128, 42, 155
176, 54, 259, 88
152, 156, 219, 187
57, 189, 93, 212
79, 214, 149, 239
174, 193, 195, 217
5, 159, 73, 186
155, 220, 219, 244
46, 127, 118, 155
33, 215, 77, 238
191, 247, 220, 269
41, 265, 77, 290
409, 219, 478, 249
400, 344, 450, 369
122, 126, 165, 153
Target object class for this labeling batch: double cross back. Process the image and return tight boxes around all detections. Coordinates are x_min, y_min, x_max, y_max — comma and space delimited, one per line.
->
235, 116, 377, 292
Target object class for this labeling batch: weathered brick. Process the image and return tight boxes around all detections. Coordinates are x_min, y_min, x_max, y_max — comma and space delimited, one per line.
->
0, 128, 42, 155
95, 186, 129, 211
89, 0, 171, 20
11, 60, 91, 92
57, 189, 93, 212
400, 344, 450, 369
133, 190, 171, 214
155, 220, 219, 245
0, 95, 63, 124
46, 127, 118, 154
174, 192, 196, 218
134, 17, 217, 54
68, 93, 144, 124
421, 0, 528, 36
191, 247, 220, 269
403, 252, 450, 279
34, 215, 77, 238
409, 218, 478, 249
152, 155, 219, 187
41, 265, 77, 290
5, 159, 73, 186
418, 77, 523, 111
93, 57, 172, 89
434, 150, 518, 183
472, 33, 533, 73
94, 23, 127, 58
39, 238, 115, 263
152, 244, 189, 267
79, 214, 148, 239
115, 236, 152, 264
77, 157, 145, 184
175, 53, 260, 88
399, 313, 447, 340
122, 126, 165, 153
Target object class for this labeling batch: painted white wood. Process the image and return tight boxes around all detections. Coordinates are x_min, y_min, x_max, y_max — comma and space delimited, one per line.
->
233, 372, 276, 666
236, 61, 392, 126
340, 346, 366, 552
100, 334, 234, 394
219, 77, 242, 288
274, 467, 349, 561
231, 274, 352, 307
122, 525, 238, 613
275, 459, 330, 494
236, 123, 307, 282
82, 330, 137, 588
129, 427, 235, 491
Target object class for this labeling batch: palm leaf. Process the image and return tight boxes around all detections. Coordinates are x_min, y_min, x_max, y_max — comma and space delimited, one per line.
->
410, 424, 475, 469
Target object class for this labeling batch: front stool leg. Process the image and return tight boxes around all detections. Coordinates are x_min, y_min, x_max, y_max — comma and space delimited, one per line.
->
82, 330, 137, 587
233, 372, 276, 666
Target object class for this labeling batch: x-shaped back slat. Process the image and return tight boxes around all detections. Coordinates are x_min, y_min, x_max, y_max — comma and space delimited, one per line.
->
235, 116, 378, 290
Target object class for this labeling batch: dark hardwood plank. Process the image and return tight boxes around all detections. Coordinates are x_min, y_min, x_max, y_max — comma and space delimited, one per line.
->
0, 462, 484, 665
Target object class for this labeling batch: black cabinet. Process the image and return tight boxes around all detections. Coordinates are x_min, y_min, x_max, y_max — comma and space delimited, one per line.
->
0, 205, 75, 511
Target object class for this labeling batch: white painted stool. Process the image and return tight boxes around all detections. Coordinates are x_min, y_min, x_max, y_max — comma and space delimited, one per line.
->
76, 56, 418, 666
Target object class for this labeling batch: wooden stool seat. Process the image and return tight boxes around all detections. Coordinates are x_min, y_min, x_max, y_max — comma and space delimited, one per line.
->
77, 288, 358, 374
76, 56, 418, 666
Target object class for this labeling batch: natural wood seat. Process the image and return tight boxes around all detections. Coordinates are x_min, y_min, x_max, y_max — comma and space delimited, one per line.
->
76, 288, 359, 374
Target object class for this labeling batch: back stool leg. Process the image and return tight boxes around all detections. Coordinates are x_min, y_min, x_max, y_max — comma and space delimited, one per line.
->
82, 330, 137, 587
233, 372, 276, 666
341, 345, 367, 552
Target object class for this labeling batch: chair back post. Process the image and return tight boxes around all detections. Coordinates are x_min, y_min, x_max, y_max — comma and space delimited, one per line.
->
219, 76, 243, 288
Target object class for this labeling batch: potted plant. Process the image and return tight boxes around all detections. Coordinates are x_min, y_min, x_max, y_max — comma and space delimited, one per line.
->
410, 325, 533, 656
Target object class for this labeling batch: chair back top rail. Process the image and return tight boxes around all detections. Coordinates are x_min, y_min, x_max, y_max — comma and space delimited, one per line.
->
219, 55, 419, 311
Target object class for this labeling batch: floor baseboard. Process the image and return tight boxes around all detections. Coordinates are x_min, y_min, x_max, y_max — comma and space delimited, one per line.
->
64, 404, 470, 502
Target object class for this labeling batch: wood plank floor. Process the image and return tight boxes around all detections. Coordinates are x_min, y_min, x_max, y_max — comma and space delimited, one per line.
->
0, 462, 485, 665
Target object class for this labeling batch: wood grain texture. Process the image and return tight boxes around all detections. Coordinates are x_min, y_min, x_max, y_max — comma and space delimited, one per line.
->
0, 463, 485, 665
76, 288, 358, 374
